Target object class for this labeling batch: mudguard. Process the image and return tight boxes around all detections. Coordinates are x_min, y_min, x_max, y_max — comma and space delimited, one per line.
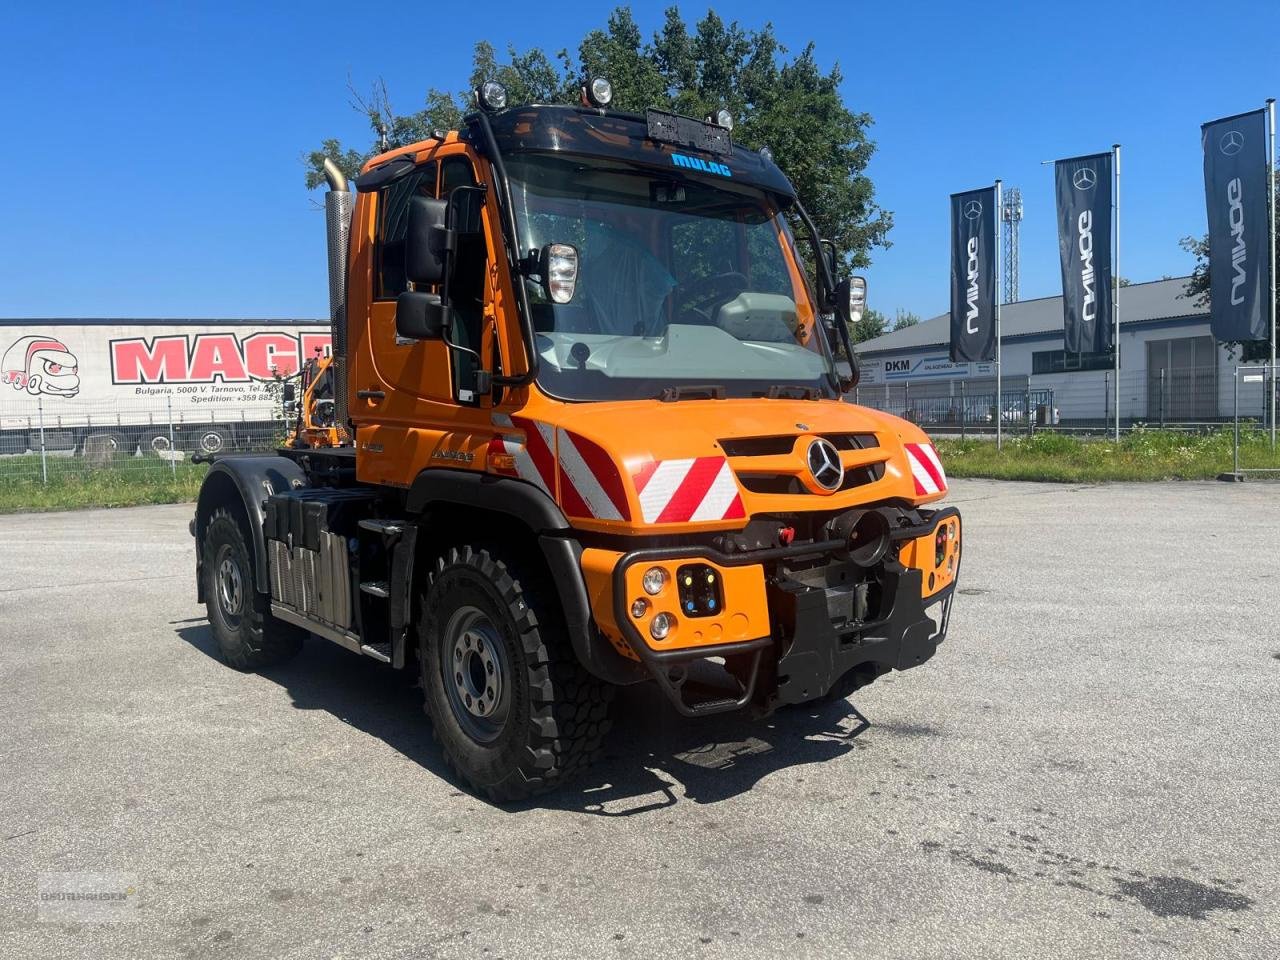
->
193, 454, 309, 599
406, 468, 646, 686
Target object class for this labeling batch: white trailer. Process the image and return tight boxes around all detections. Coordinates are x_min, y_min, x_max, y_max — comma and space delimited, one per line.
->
0, 319, 330, 456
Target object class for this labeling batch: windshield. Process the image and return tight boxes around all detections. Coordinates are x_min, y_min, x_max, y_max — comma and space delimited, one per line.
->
507, 153, 836, 401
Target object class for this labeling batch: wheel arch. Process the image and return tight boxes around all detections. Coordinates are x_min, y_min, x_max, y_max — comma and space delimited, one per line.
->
193, 455, 309, 599
405, 469, 645, 686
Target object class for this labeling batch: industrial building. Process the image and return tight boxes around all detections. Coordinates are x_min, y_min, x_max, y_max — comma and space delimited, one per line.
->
852, 277, 1270, 429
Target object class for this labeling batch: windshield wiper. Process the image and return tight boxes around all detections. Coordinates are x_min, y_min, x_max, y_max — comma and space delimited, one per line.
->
759, 385, 820, 400
659, 384, 727, 402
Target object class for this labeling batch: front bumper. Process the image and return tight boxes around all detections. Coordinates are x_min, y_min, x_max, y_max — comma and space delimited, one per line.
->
608, 507, 961, 716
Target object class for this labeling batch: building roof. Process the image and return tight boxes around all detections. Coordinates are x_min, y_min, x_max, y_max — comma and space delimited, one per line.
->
856, 277, 1205, 355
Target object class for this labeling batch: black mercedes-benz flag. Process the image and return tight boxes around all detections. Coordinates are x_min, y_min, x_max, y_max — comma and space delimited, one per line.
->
1055, 153, 1113, 355
949, 187, 997, 362
1201, 109, 1270, 343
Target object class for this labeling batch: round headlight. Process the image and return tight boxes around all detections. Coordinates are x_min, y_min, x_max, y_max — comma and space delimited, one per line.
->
650, 612, 674, 641
588, 76, 613, 107
758, 144, 773, 162
477, 80, 507, 111
630, 597, 649, 619
642, 566, 667, 596
715, 108, 734, 130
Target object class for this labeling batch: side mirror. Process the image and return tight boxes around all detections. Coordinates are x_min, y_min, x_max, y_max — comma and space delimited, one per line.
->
405, 195, 450, 286
396, 290, 450, 341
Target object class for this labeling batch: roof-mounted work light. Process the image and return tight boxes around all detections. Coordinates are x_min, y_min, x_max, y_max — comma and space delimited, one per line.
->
475, 80, 508, 112
582, 76, 613, 108
710, 108, 734, 131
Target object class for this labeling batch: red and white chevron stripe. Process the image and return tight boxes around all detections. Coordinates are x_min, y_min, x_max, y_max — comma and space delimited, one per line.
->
904, 442, 947, 496
493, 416, 631, 521
631, 457, 745, 524
556, 428, 631, 521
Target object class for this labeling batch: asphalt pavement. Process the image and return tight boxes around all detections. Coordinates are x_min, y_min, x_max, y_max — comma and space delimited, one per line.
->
1, 479, 1277, 959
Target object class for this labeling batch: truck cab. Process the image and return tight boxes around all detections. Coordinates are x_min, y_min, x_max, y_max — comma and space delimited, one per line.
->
192, 82, 961, 801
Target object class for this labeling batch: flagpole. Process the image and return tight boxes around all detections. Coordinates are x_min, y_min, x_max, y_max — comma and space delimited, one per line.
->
1266, 98, 1276, 449
995, 178, 1003, 451
1112, 144, 1121, 442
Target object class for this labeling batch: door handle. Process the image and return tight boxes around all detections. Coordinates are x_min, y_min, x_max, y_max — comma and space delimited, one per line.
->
356, 389, 386, 401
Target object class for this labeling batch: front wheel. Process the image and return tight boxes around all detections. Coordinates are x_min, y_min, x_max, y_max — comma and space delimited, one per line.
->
419, 546, 613, 801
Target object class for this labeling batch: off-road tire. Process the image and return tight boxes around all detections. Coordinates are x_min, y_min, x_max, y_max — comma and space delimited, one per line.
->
419, 545, 613, 802
202, 507, 304, 670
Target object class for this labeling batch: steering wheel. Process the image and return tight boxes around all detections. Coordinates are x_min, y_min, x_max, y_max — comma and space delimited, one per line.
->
668, 271, 748, 325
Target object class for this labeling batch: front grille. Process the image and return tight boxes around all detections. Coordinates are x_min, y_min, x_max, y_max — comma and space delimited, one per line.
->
736, 461, 884, 495
719, 433, 878, 457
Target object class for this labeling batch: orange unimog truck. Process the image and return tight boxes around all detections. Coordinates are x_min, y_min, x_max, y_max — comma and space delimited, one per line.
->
192, 79, 961, 800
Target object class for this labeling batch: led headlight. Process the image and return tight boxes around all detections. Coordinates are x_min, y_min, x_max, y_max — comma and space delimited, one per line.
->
650, 612, 674, 641
476, 80, 508, 111
585, 76, 613, 107
642, 566, 667, 596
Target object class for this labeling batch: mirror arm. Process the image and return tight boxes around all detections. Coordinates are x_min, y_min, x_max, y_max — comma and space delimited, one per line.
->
793, 199, 856, 392
467, 110, 540, 388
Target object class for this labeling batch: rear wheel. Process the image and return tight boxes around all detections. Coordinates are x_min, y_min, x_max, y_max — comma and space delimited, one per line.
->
419, 545, 613, 801
187, 425, 233, 456
202, 507, 304, 670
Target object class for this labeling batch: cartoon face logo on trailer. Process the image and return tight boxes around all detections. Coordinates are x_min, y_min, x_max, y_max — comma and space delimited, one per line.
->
2, 336, 81, 398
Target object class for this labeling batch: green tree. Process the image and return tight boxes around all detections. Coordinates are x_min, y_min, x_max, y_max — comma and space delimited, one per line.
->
304, 6, 892, 270
1179, 171, 1279, 361
892, 309, 920, 330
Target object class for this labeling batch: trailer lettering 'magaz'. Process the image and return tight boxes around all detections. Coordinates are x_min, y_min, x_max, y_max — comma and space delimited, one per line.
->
191, 83, 962, 801
111, 332, 332, 384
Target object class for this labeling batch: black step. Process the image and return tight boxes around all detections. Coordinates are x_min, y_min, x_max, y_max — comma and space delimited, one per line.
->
358, 518, 403, 537
359, 642, 391, 663
359, 581, 389, 598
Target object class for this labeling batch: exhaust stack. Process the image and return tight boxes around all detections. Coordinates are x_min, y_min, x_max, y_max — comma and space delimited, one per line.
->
322, 158, 352, 440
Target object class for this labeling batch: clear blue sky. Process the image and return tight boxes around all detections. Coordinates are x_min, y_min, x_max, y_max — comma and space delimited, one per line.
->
2, 0, 1277, 321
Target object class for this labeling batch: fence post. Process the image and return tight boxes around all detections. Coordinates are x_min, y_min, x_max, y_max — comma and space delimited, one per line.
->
37, 395, 48, 485
904, 381, 910, 421
1159, 369, 1165, 428
961, 380, 967, 439
1104, 373, 1110, 429
1025, 386, 1033, 437
167, 394, 177, 480
1233, 367, 1240, 476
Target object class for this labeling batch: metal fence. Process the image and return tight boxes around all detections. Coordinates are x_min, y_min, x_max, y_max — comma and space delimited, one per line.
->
853, 378, 1056, 437
0, 394, 286, 484
1224, 363, 1280, 479
854, 364, 1277, 435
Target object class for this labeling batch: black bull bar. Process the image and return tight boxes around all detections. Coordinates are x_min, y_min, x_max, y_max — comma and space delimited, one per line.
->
610, 507, 961, 717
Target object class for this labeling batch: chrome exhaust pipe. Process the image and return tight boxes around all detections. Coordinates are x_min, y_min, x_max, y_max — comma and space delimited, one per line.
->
322, 158, 352, 439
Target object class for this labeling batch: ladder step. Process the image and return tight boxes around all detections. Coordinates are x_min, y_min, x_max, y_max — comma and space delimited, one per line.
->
359, 581, 389, 598
358, 518, 404, 537
360, 642, 391, 663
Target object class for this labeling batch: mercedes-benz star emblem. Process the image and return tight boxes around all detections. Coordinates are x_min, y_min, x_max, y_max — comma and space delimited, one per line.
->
1072, 168, 1096, 191
963, 200, 983, 220
1220, 130, 1245, 156
806, 438, 844, 492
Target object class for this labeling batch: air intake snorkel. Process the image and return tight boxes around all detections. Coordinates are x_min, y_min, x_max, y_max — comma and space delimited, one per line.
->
322, 158, 352, 438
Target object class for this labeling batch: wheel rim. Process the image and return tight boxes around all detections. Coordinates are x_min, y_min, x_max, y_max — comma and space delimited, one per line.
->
215, 546, 244, 628
441, 605, 510, 744
200, 431, 226, 454
150, 435, 171, 455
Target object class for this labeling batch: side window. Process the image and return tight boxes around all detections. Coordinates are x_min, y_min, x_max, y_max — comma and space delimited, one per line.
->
375, 162, 438, 300
440, 156, 487, 399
